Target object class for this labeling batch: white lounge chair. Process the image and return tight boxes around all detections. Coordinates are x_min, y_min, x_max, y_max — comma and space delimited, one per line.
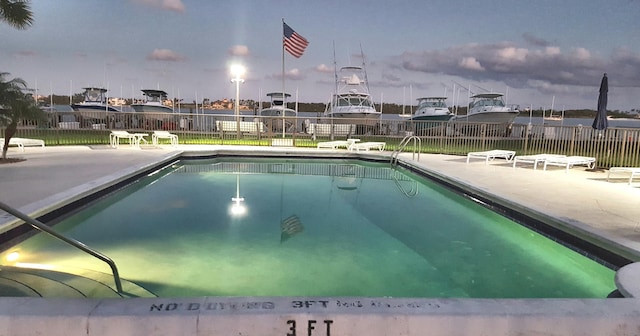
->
512, 154, 566, 170
466, 150, 516, 164
542, 156, 596, 173
317, 138, 359, 150
0, 137, 45, 152
607, 167, 640, 185
348, 142, 386, 152
109, 131, 138, 148
152, 131, 178, 146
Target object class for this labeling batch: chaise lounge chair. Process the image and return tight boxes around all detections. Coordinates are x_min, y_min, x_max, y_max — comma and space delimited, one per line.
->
348, 142, 386, 152
466, 150, 516, 164
152, 131, 179, 146
542, 156, 596, 173
0, 137, 45, 152
109, 131, 138, 149
512, 154, 566, 170
317, 138, 359, 150
607, 167, 640, 185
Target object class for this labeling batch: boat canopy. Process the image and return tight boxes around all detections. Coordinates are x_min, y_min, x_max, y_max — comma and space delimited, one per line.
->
471, 93, 504, 99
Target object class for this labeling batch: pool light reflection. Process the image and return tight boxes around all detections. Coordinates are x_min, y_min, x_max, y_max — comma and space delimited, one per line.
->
230, 174, 246, 216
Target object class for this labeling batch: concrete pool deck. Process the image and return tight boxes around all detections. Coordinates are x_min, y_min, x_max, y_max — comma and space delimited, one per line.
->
1, 144, 640, 335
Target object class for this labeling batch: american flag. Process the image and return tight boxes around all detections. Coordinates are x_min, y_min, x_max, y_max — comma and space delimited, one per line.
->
283, 22, 309, 58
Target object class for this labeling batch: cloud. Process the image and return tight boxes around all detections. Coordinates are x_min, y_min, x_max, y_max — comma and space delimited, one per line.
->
522, 33, 550, 47
393, 41, 640, 90
133, 0, 185, 13
459, 57, 485, 71
14, 50, 37, 57
146, 48, 186, 61
315, 64, 333, 73
228, 45, 249, 56
268, 68, 306, 81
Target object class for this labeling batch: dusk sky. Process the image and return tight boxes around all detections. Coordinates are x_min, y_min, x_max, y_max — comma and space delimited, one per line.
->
2, 0, 639, 111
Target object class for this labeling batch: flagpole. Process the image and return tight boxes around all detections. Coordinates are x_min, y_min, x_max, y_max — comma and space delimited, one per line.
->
281, 18, 286, 138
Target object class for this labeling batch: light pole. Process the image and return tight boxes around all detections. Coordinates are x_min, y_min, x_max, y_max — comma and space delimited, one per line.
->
230, 64, 245, 138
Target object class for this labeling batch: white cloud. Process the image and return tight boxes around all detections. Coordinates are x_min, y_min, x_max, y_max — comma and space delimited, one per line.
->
133, 0, 185, 13
315, 64, 332, 73
544, 46, 561, 56
393, 41, 640, 89
496, 47, 528, 62
146, 49, 186, 62
285, 68, 305, 80
572, 47, 591, 61
228, 45, 249, 56
459, 57, 485, 71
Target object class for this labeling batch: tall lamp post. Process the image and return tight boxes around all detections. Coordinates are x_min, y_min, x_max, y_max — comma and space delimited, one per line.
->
230, 64, 245, 138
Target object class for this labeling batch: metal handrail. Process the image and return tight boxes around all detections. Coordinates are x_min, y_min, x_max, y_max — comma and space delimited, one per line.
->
0, 201, 123, 293
391, 170, 419, 197
391, 135, 421, 166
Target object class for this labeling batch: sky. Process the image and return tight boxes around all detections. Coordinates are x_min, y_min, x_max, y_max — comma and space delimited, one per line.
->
1, 0, 640, 112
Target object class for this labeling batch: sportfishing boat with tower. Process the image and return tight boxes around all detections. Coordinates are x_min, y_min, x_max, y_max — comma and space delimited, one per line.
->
71, 87, 119, 113
324, 49, 381, 125
259, 92, 297, 132
131, 89, 174, 113
70, 87, 120, 128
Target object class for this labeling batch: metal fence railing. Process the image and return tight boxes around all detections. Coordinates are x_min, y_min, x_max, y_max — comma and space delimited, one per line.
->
4, 110, 640, 168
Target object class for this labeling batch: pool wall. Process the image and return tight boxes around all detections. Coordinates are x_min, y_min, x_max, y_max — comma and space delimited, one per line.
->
1, 297, 640, 335
2, 147, 640, 335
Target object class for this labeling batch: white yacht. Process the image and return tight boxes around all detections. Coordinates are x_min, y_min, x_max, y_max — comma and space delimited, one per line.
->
70, 87, 120, 128
411, 97, 454, 122
259, 92, 297, 132
259, 92, 296, 118
71, 87, 119, 113
324, 65, 381, 124
131, 89, 174, 113
453, 93, 519, 123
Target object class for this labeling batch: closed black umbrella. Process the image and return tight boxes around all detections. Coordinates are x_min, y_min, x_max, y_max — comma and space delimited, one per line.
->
592, 73, 608, 131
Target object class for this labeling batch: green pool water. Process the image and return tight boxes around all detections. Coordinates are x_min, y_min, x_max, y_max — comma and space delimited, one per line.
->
3, 158, 615, 298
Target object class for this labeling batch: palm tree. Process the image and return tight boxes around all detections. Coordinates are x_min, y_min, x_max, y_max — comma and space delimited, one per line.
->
0, 72, 44, 159
0, 0, 33, 29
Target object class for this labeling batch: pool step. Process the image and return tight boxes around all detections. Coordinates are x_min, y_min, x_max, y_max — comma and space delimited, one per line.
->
0, 266, 156, 298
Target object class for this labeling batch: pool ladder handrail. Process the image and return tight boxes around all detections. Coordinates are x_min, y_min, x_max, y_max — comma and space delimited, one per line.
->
391, 170, 419, 197
391, 135, 421, 166
0, 201, 124, 294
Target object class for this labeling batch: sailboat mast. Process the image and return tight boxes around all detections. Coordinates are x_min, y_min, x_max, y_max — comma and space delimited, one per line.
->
333, 41, 338, 97
360, 44, 370, 92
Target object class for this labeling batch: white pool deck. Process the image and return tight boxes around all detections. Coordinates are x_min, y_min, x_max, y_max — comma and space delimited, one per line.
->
1, 144, 640, 335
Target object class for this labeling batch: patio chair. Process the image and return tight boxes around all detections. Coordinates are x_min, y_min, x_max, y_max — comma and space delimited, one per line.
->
542, 156, 596, 173
607, 167, 640, 185
466, 150, 516, 164
348, 142, 386, 152
0, 137, 45, 152
512, 154, 566, 170
152, 131, 179, 146
316, 138, 359, 150
109, 131, 137, 149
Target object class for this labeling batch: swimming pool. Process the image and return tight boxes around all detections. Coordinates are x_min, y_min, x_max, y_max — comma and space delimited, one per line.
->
1, 157, 615, 298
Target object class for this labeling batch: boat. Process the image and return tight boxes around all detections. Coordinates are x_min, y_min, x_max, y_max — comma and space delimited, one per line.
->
71, 87, 119, 113
543, 96, 563, 121
452, 93, 519, 124
131, 89, 174, 113
411, 97, 454, 122
259, 92, 297, 132
324, 64, 381, 126
70, 87, 121, 128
